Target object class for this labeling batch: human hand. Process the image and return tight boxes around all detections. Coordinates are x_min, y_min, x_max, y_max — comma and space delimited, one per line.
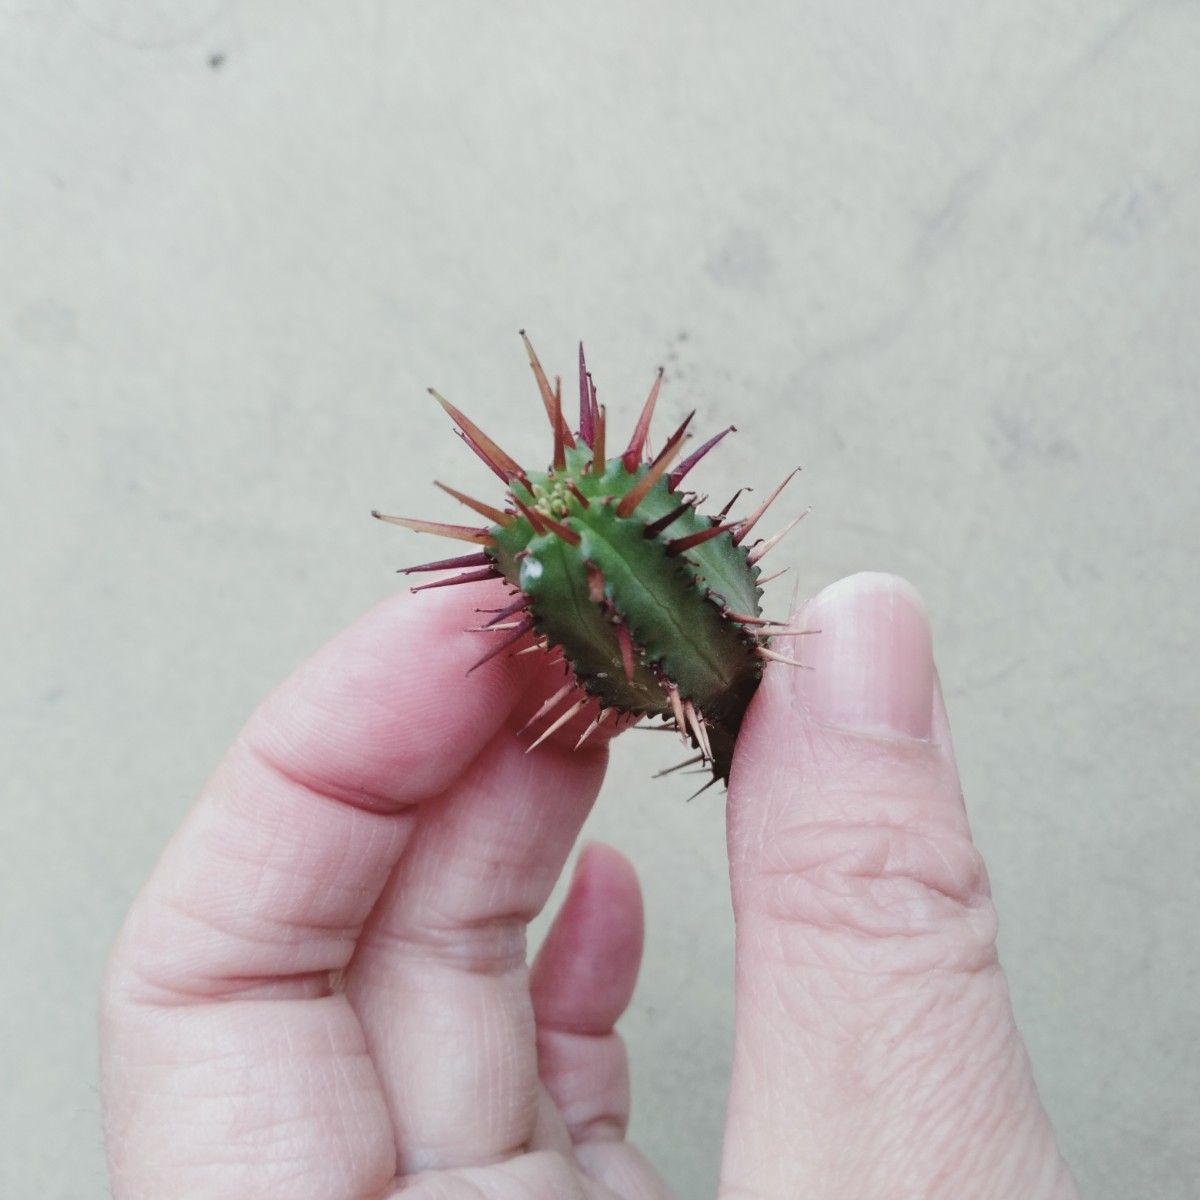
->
101, 580, 665, 1198
101, 572, 1079, 1198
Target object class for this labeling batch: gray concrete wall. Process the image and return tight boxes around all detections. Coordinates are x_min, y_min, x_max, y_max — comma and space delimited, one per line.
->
3, 3, 1198, 1195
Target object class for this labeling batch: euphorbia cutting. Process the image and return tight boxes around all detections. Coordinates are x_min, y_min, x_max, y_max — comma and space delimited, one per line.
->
374, 334, 806, 786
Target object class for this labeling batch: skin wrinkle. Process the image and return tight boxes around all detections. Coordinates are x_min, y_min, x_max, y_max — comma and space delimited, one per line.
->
869, 987, 1014, 1130
156, 881, 362, 954
734, 742, 964, 836
129, 735, 571, 1006
357, 918, 532, 976
724, 763, 969, 878
410, 848, 563, 930
729, 725, 997, 980
108, 747, 419, 1006
734, 873, 1015, 1164
736, 839, 999, 980
118, 1009, 364, 1103
242, 733, 425, 818
730, 988, 1050, 1183
750, 817, 989, 906
102, 1002, 396, 1196
194, 790, 406, 933
728, 993, 1030, 1200
400, 1151, 601, 1199
535, 1029, 630, 1141
351, 792, 592, 976
120, 889, 363, 1002
349, 955, 544, 1172
480, 989, 531, 1146
526, 1083, 574, 1156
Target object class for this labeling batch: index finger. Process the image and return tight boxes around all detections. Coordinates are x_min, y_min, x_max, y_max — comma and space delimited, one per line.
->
105, 579, 550, 1005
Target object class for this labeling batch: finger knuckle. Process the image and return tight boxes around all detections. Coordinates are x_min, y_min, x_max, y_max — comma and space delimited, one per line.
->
741, 818, 998, 976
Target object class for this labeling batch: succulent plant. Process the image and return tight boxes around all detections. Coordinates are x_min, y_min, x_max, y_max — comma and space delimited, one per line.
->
374, 334, 806, 788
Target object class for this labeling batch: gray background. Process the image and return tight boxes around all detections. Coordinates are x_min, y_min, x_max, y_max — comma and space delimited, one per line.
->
3, 2, 1198, 1196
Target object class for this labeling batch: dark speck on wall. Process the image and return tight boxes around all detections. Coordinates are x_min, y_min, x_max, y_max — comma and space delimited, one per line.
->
664, 330, 692, 380
705, 228, 775, 291
208, 51, 226, 69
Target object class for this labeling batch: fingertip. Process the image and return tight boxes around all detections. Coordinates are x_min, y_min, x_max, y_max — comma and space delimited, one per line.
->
794, 571, 934, 740
531, 842, 644, 1034
735, 571, 941, 770
572, 842, 644, 959
246, 577, 534, 812
730, 571, 968, 863
574, 840, 641, 898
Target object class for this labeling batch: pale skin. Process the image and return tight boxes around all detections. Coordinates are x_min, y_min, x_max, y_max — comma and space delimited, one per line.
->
101, 571, 1081, 1199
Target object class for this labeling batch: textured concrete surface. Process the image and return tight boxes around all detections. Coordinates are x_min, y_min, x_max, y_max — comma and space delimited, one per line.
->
3, 3, 1199, 1196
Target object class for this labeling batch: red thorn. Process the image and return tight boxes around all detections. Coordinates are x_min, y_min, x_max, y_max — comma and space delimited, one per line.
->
566, 481, 591, 508
434, 481, 511, 526
685, 775, 722, 801
453, 429, 515, 485
578, 343, 595, 447
431, 388, 528, 482
538, 511, 581, 545
746, 510, 810, 564
683, 699, 713, 760
467, 617, 535, 673
654, 752, 706, 778
756, 567, 791, 586
512, 498, 549, 535
400, 551, 494, 574
520, 332, 575, 449
664, 683, 689, 746
590, 404, 607, 476
667, 425, 736, 490
615, 621, 636, 681
410, 566, 498, 592
666, 521, 737, 556
517, 680, 576, 736
642, 500, 692, 538
621, 367, 664, 472
552, 375, 567, 471
525, 697, 589, 754
615, 412, 694, 518
759, 647, 814, 668
574, 707, 611, 750
483, 596, 530, 626
716, 486, 753, 521
732, 468, 801, 545
372, 511, 494, 544
588, 371, 600, 445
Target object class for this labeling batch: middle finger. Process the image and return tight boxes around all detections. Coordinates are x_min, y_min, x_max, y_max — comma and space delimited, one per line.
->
345, 701, 609, 1174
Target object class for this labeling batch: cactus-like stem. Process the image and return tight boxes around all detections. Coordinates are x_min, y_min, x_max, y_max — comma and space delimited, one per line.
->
377, 337, 804, 784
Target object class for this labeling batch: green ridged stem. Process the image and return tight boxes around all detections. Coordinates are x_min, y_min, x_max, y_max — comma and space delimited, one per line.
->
489, 446, 763, 779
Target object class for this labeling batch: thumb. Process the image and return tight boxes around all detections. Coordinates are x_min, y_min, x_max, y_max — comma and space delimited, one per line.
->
721, 572, 1078, 1200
